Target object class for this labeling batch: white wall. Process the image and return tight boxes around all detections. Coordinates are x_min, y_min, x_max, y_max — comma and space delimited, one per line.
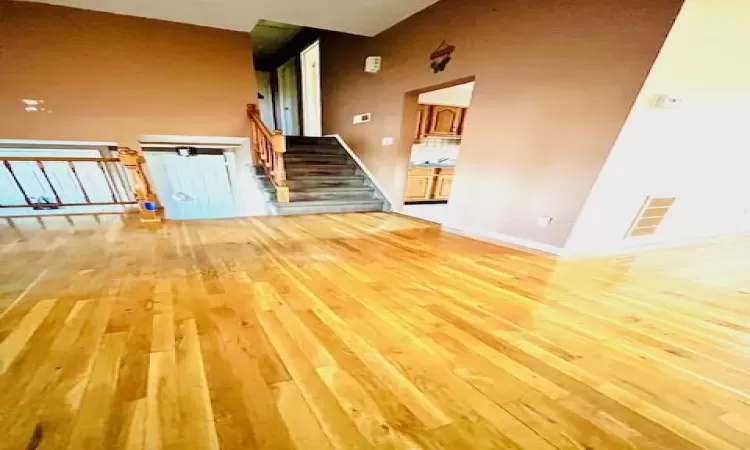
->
418, 82, 474, 107
409, 136, 461, 163
565, 0, 750, 254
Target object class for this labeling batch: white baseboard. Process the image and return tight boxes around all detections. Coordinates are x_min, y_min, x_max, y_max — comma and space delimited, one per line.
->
442, 227, 566, 256
397, 213, 749, 257
564, 231, 750, 258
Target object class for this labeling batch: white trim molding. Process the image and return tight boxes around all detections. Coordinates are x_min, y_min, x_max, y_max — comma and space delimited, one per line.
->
0, 139, 117, 148
442, 227, 566, 256
138, 135, 248, 147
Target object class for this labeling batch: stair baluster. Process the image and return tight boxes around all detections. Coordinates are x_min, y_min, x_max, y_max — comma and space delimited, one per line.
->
247, 104, 289, 203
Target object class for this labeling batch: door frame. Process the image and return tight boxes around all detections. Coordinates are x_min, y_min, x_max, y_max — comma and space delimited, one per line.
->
276, 57, 300, 135
396, 76, 476, 211
256, 71, 277, 130
300, 40, 322, 137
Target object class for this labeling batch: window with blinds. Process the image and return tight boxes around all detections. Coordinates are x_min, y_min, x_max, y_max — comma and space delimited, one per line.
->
626, 197, 675, 237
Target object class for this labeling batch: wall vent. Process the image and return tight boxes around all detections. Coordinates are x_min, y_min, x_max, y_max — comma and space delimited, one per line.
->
626, 196, 675, 238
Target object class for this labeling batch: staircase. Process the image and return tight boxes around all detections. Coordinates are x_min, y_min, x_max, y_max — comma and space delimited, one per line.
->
258, 136, 387, 215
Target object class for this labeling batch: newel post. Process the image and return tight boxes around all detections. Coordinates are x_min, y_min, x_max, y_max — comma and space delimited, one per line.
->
117, 147, 161, 222
270, 132, 289, 203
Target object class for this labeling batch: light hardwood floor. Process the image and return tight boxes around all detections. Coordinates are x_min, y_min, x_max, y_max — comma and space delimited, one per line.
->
1, 212, 749, 449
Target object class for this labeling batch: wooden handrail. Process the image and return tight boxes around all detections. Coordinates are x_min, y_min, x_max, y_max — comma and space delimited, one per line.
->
0, 150, 160, 222
247, 104, 289, 203
1, 156, 121, 162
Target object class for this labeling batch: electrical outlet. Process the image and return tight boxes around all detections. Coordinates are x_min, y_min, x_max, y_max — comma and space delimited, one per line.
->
652, 94, 683, 109
537, 216, 553, 227
382, 137, 394, 146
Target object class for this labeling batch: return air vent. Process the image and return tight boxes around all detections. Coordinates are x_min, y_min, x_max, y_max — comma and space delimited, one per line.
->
626, 196, 675, 238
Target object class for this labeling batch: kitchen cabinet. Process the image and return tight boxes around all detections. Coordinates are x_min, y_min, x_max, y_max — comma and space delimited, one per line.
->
414, 105, 466, 142
405, 166, 454, 202
428, 106, 464, 136
434, 168, 454, 200
405, 167, 435, 201
414, 105, 430, 143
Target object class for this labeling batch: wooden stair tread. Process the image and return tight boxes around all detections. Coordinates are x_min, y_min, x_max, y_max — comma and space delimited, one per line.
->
274, 198, 384, 207
285, 174, 364, 181
286, 163, 355, 169
292, 186, 373, 193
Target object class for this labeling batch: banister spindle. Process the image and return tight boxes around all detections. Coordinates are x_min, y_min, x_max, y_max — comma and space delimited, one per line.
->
98, 161, 120, 203
3, 160, 33, 206
36, 161, 63, 204
247, 103, 289, 203
68, 161, 91, 203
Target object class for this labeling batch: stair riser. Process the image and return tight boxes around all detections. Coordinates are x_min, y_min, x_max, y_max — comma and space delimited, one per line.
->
286, 179, 365, 189
286, 147, 345, 155
290, 192, 375, 202
287, 137, 339, 146
287, 168, 357, 176
274, 203, 384, 216
285, 155, 350, 164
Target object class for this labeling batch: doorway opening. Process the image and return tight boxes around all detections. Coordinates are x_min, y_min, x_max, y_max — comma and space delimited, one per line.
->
401, 80, 475, 224
250, 20, 324, 137
276, 57, 300, 135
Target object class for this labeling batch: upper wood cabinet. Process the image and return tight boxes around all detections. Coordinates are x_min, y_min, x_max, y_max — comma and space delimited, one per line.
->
414, 105, 466, 142
428, 106, 464, 136
414, 105, 431, 143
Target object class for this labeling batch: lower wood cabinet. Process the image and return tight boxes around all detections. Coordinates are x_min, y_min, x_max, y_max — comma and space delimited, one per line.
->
434, 175, 453, 200
405, 167, 454, 201
405, 177, 433, 201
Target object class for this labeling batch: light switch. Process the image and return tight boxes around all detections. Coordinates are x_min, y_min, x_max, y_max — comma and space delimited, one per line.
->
353, 113, 371, 124
382, 137, 394, 146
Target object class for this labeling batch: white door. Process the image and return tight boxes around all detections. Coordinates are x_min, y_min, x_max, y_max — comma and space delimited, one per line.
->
276, 58, 300, 135
145, 151, 236, 220
256, 71, 276, 130
300, 41, 322, 136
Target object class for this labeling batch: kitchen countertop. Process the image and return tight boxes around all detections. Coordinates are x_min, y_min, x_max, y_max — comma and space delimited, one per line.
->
409, 163, 456, 168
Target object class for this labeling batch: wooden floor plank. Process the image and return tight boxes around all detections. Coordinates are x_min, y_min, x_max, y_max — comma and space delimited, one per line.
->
1, 212, 749, 449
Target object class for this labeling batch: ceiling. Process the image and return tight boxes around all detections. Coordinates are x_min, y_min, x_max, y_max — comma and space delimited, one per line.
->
250, 20, 302, 59
21, 0, 439, 36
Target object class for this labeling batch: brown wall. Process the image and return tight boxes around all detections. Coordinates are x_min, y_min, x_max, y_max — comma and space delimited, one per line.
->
0, 2, 256, 148
321, 0, 683, 247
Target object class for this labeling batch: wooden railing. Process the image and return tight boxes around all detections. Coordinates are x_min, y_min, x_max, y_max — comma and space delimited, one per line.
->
247, 104, 289, 203
116, 147, 160, 222
0, 147, 160, 222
